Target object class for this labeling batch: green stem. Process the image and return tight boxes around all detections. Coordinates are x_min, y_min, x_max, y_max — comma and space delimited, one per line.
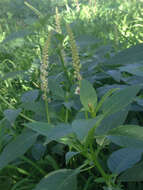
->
85, 111, 88, 119
93, 155, 111, 187
65, 108, 69, 122
94, 157, 107, 179
65, 92, 69, 122
80, 165, 95, 172
44, 95, 50, 123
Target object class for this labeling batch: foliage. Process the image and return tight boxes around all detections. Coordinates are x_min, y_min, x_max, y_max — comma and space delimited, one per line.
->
0, 0, 143, 190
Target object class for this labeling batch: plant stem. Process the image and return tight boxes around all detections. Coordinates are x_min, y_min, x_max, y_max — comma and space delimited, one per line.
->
94, 157, 107, 179
44, 95, 50, 123
65, 108, 69, 122
65, 92, 69, 122
85, 111, 88, 119
93, 155, 111, 187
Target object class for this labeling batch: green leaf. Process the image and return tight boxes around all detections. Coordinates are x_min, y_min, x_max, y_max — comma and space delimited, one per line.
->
107, 148, 143, 174
106, 70, 121, 82
24, 122, 73, 142
119, 62, 143, 77
48, 78, 65, 100
119, 161, 143, 182
95, 107, 129, 135
101, 85, 141, 116
77, 34, 100, 48
95, 88, 118, 114
108, 125, 143, 148
31, 143, 46, 161
106, 43, 143, 66
0, 130, 38, 170
72, 116, 101, 142
33, 169, 77, 190
20, 101, 45, 113
80, 79, 97, 111
4, 108, 21, 124
21, 90, 39, 102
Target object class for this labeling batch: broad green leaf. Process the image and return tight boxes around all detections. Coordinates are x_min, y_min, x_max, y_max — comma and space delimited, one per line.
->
106, 43, 143, 66
21, 90, 39, 102
107, 70, 121, 82
119, 161, 143, 182
119, 62, 143, 77
48, 123, 73, 140
72, 116, 102, 142
31, 143, 46, 161
0, 130, 38, 170
108, 125, 143, 148
33, 169, 77, 190
77, 34, 100, 48
24, 122, 73, 141
24, 122, 54, 137
101, 85, 141, 116
20, 101, 45, 113
4, 108, 21, 124
97, 84, 127, 98
48, 78, 65, 100
123, 75, 143, 86
95, 88, 118, 114
95, 107, 129, 135
107, 148, 143, 174
80, 79, 97, 111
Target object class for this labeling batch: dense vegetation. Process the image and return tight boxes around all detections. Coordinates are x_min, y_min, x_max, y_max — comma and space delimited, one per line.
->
0, 0, 143, 189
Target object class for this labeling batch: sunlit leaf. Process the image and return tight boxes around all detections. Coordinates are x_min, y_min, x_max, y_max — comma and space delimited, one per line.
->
80, 79, 97, 111
108, 125, 143, 147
